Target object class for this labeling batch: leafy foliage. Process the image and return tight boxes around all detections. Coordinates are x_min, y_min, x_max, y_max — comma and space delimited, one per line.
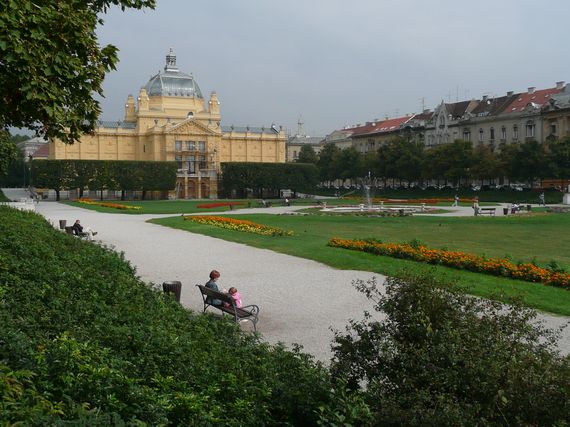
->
0, 0, 155, 143
297, 144, 318, 163
330, 275, 570, 426
31, 160, 176, 200
221, 162, 319, 197
0, 130, 17, 176
0, 207, 348, 425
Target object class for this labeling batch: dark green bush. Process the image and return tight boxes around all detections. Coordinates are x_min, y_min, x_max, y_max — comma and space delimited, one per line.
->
0, 206, 344, 425
330, 274, 570, 426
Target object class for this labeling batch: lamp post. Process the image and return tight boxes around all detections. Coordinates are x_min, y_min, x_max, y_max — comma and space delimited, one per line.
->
28, 155, 33, 188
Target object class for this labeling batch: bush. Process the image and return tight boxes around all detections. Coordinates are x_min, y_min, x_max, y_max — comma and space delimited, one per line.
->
330, 274, 570, 426
0, 206, 343, 425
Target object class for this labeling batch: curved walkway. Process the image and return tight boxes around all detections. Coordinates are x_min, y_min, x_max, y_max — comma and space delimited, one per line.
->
35, 202, 376, 362
32, 201, 570, 360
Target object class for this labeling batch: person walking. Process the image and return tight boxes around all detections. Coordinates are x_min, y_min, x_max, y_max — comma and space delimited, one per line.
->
538, 192, 546, 206
452, 194, 459, 207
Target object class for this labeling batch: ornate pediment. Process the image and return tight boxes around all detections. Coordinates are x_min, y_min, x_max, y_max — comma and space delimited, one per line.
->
167, 118, 221, 136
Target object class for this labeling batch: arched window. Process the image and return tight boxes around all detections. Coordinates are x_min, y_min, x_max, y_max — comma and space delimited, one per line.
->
479, 128, 484, 142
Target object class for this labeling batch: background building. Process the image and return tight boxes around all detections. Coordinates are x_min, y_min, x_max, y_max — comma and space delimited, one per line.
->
49, 49, 286, 199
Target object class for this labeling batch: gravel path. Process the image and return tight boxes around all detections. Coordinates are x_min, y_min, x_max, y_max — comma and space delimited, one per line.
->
31, 201, 570, 360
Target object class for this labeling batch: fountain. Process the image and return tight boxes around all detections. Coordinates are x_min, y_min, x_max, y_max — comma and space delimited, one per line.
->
318, 172, 433, 216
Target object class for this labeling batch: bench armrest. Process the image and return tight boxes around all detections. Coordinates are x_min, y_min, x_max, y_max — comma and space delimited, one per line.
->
241, 304, 260, 315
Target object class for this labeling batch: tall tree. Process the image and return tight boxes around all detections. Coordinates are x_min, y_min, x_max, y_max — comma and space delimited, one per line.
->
0, 0, 155, 144
0, 131, 17, 176
317, 143, 341, 183
547, 136, 570, 180
512, 140, 549, 186
471, 144, 500, 184
296, 144, 318, 164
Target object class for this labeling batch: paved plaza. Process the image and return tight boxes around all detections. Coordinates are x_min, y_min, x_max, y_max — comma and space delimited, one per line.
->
3, 190, 566, 360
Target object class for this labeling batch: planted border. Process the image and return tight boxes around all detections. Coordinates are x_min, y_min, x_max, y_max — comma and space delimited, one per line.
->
78, 198, 142, 210
196, 202, 244, 209
328, 237, 570, 289
184, 215, 293, 236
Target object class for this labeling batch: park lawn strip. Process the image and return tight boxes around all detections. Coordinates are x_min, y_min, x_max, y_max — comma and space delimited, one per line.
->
0, 189, 8, 202
151, 213, 570, 316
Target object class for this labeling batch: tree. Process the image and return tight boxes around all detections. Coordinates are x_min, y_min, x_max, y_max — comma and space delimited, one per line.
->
317, 143, 341, 184
471, 144, 500, 184
0, 0, 155, 144
548, 136, 570, 180
511, 140, 549, 186
0, 131, 17, 176
296, 144, 318, 164
330, 275, 570, 426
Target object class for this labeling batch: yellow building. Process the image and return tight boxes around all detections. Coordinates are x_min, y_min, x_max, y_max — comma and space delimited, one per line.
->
49, 49, 286, 198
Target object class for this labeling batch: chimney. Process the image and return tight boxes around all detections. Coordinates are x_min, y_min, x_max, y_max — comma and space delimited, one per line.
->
556, 81, 565, 89
482, 95, 488, 102
507, 91, 514, 96
528, 87, 535, 94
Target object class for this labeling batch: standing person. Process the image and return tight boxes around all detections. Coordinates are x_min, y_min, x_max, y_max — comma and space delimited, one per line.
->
452, 194, 459, 207
205, 270, 222, 306
539, 192, 546, 206
472, 197, 480, 216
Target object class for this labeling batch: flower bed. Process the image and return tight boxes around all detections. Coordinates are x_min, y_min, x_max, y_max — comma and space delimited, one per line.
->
197, 202, 244, 209
184, 215, 293, 236
78, 198, 142, 210
328, 237, 570, 289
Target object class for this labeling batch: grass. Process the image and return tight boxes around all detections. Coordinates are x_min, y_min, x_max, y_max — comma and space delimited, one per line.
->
150, 212, 570, 315
0, 189, 8, 202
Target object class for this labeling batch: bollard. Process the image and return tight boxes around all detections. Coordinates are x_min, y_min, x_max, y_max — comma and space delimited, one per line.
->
59, 219, 67, 229
162, 281, 182, 303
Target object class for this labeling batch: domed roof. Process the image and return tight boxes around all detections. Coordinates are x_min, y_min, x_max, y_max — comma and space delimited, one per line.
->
144, 49, 203, 98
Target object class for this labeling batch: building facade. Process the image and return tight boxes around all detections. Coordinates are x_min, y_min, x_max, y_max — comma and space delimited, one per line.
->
49, 49, 286, 198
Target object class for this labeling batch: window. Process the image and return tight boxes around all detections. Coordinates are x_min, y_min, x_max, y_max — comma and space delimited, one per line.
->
463, 130, 471, 141
175, 141, 182, 151
479, 128, 484, 142
198, 155, 207, 170
550, 123, 557, 136
187, 141, 196, 151
187, 155, 195, 173
490, 127, 495, 140
501, 127, 506, 141
198, 141, 206, 152
513, 125, 518, 140
293, 150, 297, 159
175, 155, 182, 171
526, 121, 535, 138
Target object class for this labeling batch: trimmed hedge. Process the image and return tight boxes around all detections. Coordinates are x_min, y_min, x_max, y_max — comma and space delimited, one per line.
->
221, 162, 319, 198
31, 159, 177, 200
0, 207, 340, 425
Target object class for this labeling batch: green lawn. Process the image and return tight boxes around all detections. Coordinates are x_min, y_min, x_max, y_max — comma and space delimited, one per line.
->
150, 212, 570, 315
0, 189, 8, 202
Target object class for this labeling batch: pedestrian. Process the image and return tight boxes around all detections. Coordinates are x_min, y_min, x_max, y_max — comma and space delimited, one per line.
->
538, 192, 545, 206
452, 194, 459, 207
472, 197, 479, 216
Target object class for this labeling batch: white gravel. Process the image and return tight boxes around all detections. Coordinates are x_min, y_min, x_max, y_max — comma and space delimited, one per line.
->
33, 201, 570, 360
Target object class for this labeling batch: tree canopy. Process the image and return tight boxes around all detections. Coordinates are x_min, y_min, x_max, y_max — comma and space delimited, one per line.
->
0, 0, 155, 144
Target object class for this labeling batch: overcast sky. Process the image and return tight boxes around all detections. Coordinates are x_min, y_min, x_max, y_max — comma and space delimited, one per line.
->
96, 0, 570, 137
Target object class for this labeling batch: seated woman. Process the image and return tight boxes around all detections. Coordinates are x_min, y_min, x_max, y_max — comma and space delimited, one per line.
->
72, 219, 97, 241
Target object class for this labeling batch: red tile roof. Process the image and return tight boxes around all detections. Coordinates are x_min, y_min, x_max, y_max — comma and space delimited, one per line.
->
353, 115, 414, 137
502, 87, 563, 113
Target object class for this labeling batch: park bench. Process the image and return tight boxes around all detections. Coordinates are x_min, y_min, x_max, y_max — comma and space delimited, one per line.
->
64, 226, 88, 238
478, 207, 496, 216
196, 285, 260, 331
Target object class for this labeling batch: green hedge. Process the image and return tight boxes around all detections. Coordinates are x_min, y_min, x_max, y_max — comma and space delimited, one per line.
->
0, 207, 342, 425
30, 160, 177, 200
221, 162, 319, 198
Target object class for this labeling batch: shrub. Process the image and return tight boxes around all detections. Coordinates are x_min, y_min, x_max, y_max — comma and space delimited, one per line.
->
0, 206, 339, 425
330, 275, 570, 426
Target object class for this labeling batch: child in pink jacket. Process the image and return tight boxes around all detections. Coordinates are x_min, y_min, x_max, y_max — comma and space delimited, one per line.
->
227, 287, 242, 308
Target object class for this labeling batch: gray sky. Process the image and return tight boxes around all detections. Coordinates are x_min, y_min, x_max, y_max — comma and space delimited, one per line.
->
96, 0, 570, 137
